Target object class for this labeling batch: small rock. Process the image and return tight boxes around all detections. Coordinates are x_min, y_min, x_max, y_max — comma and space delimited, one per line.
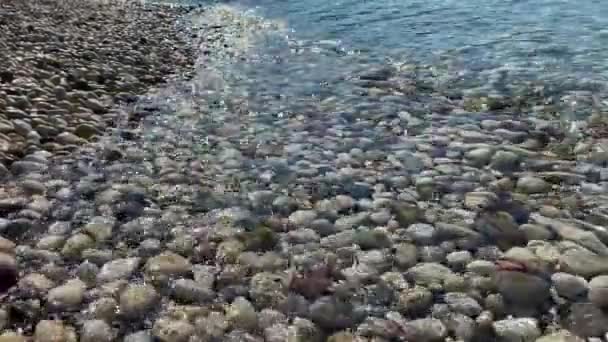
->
171, 278, 215, 303
88, 297, 117, 322
397, 286, 433, 315
258, 309, 287, 330
226, 296, 258, 331
152, 318, 194, 342
495, 271, 550, 315
465, 147, 494, 167
61, 234, 94, 259
119, 284, 158, 319
475, 211, 527, 250
18, 273, 54, 296
289, 210, 318, 227
392, 202, 423, 227
551, 272, 588, 300
309, 296, 356, 330
264, 323, 288, 342
194, 312, 229, 340
444, 312, 476, 341
47, 279, 86, 310
74, 124, 100, 140
123, 331, 153, 342
559, 248, 608, 278
249, 272, 287, 308
97, 258, 140, 283
80, 320, 113, 342
493, 317, 541, 342
516, 176, 551, 194
34, 320, 74, 342
144, 251, 191, 283
405, 223, 438, 245
564, 302, 608, 338
353, 229, 392, 250
83, 216, 114, 243
588, 275, 608, 308
394, 243, 418, 269
464, 192, 498, 210
83, 99, 106, 113
490, 150, 520, 172
56, 132, 86, 145
402, 318, 448, 342
534, 330, 584, 342
446, 251, 473, 270
467, 260, 498, 277
406, 262, 455, 286
444, 292, 483, 317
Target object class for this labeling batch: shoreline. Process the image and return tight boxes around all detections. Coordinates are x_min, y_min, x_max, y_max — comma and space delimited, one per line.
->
0, 0, 608, 341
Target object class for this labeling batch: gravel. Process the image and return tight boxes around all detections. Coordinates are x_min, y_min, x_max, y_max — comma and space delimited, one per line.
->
0, 0, 607, 340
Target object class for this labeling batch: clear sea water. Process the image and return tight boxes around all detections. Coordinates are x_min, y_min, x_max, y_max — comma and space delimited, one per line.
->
234, 0, 608, 85
182, 0, 608, 123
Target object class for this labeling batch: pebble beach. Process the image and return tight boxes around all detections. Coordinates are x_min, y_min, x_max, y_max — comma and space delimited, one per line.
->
1, 0, 608, 341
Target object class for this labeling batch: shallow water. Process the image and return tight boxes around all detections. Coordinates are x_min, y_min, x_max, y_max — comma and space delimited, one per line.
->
164, 0, 608, 126
244, 0, 608, 79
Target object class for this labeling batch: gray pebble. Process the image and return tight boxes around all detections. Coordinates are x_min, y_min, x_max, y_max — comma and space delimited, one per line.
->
551, 272, 588, 300
80, 320, 114, 342
492, 317, 540, 342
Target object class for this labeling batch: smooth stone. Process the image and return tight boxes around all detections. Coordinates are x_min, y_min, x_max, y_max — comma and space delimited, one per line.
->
309, 296, 357, 331
531, 215, 608, 256
490, 151, 520, 172
534, 330, 584, 342
61, 234, 94, 259
88, 297, 118, 322
152, 318, 194, 342
144, 251, 192, 282
588, 275, 608, 308
474, 211, 527, 250
564, 302, 608, 338
119, 284, 159, 319
465, 147, 494, 166
464, 192, 498, 210
405, 223, 438, 245
444, 292, 483, 317
171, 279, 215, 303
493, 318, 541, 342
516, 176, 551, 194
34, 320, 75, 342
80, 320, 113, 342
394, 243, 418, 269
495, 271, 550, 314
83, 216, 115, 243
551, 272, 588, 300
406, 262, 455, 286
0, 236, 17, 254
123, 331, 153, 342
47, 279, 86, 310
288, 210, 318, 227
226, 296, 258, 331
401, 318, 448, 342
97, 258, 140, 283
559, 248, 608, 278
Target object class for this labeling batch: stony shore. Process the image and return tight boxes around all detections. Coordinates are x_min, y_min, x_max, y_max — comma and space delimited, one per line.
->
1, 2, 608, 342
0, 0, 195, 168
